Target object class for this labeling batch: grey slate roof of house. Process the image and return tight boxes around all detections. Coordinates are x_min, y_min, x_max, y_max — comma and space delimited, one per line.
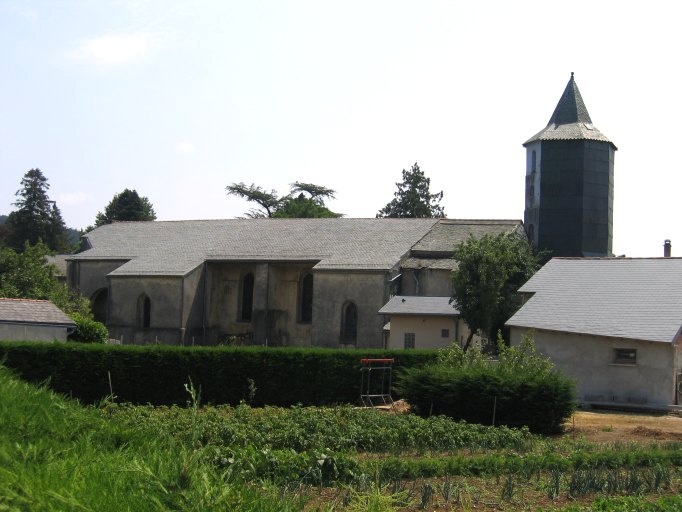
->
506, 258, 682, 344
524, 73, 616, 149
0, 298, 75, 326
379, 295, 459, 316
71, 218, 523, 276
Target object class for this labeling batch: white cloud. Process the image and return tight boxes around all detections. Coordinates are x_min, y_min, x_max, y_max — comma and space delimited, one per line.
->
175, 142, 195, 154
58, 191, 88, 206
70, 33, 153, 69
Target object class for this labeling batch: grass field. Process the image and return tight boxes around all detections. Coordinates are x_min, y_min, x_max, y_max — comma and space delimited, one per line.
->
2, 365, 682, 511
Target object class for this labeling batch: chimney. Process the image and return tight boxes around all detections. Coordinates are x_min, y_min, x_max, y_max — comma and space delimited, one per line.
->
664, 240, 672, 257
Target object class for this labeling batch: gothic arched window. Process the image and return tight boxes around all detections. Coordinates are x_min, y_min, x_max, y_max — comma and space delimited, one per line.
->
341, 301, 358, 343
137, 293, 151, 329
240, 273, 254, 322
299, 273, 313, 323
91, 288, 108, 324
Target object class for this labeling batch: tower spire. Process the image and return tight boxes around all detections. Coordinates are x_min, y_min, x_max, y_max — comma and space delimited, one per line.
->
547, 72, 592, 126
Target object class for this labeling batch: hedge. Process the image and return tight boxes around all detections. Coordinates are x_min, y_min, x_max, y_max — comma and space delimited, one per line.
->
0, 342, 436, 406
397, 365, 576, 434
68, 314, 108, 343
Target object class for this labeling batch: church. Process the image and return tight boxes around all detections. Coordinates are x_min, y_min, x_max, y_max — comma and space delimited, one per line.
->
66, 74, 614, 348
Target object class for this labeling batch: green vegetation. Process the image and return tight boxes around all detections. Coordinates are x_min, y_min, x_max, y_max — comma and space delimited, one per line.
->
2, 364, 682, 511
94, 188, 157, 228
376, 162, 445, 218
226, 181, 341, 218
451, 231, 542, 348
68, 312, 109, 343
0, 241, 91, 317
399, 335, 576, 433
0, 342, 436, 405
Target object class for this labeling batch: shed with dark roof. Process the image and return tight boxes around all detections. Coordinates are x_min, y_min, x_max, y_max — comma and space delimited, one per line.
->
0, 298, 75, 342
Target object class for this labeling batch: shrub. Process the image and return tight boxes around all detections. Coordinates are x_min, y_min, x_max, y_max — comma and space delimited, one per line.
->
397, 334, 575, 434
68, 313, 108, 343
0, 343, 436, 405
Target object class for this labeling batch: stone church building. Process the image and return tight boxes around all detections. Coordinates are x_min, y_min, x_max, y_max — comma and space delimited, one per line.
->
67, 218, 521, 347
66, 73, 615, 348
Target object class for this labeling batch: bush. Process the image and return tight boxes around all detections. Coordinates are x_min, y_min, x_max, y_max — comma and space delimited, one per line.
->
0, 343, 436, 406
68, 314, 108, 343
397, 335, 576, 434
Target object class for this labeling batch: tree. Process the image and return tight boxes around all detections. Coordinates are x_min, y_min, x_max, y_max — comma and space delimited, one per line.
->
376, 163, 445, 218
227, 181, 341, 218
0, 242, 91, 317
94, 189, 157, 227
451, 231, 541, 350
5, 169, 69, 252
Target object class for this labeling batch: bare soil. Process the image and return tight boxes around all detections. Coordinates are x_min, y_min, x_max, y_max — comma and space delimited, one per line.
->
563, 409, 682, 443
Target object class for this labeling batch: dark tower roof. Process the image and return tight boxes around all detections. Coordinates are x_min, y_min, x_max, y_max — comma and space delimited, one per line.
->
524, 73, 616, 149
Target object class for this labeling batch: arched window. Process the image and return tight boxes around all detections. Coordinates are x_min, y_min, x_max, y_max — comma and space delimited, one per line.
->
341, 302, 358, 343
299, 273, 313, 323
91, 288, 108, 324
137, 294, 151, 329
531, 150, 537, 172
240, 273, 254, 322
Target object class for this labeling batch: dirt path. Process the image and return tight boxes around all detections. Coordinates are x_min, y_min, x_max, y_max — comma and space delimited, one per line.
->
564, 409, 682, 443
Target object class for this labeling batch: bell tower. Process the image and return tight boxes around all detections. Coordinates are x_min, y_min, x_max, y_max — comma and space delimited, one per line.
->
523, 73, 617, 257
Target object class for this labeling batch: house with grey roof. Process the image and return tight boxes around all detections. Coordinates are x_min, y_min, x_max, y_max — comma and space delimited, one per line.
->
378, 295, 478, 350
67, 218, 521, 348
0, 298, 75, 342
506, 258, 682, 408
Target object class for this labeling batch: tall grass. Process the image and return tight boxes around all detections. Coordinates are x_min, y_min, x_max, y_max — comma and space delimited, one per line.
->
0, 366, 304, 511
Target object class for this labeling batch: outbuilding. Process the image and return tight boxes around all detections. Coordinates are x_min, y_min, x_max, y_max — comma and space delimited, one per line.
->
0, 298, 75, 342
506, 258, 682, 409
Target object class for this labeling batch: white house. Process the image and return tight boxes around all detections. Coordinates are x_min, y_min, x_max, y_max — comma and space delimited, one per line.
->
378, 295, 476, 350
506, 258, 682, 409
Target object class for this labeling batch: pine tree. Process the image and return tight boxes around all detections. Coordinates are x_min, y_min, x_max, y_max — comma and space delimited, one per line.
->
376, 163, 445, 218
94, 189, 157, 227
6, 169, 68, 252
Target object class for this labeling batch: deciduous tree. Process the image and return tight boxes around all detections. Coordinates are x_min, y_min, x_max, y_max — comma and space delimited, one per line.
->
451, 231, 541, 350
376, 163, 445, 218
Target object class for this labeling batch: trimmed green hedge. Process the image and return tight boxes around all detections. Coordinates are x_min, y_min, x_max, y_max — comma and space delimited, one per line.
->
0, 342, 436, 406
397, 365, 575, 434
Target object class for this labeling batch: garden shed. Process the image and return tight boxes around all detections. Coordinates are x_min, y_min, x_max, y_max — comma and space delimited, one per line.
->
0, 298, 75, 342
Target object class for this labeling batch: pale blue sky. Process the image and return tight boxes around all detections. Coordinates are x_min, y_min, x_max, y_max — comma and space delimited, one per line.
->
1, 0, 680, 257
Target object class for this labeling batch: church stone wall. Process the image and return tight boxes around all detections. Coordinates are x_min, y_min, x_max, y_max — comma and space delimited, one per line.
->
67, 260, 127, 299
312, 271, 388, 349
107, 275, 184, 344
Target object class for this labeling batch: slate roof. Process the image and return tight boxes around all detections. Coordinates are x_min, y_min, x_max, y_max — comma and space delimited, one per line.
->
72, 218, 442, 276
0, 298, 75, 326
506, 258, 682, 343
410, 219, 522, 257
71, 218, 524, 277
379, 296, 459, 316
524, 73, 616, 149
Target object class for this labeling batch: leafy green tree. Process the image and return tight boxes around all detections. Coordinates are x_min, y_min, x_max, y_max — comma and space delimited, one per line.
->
451, 231, 541, 350
376, 163, 445, 218
5, 169, 69, 252
227, 181, 341, 218
0, 242, 91, 317
94, 189, 157, 227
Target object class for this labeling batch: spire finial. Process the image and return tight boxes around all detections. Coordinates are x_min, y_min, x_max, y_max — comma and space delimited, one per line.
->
571, 71, 574, 78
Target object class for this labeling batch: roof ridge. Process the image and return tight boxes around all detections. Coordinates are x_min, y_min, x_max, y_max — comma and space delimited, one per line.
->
0, 297, 51, 302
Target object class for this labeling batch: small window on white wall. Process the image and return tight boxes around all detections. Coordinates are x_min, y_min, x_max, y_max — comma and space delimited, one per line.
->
404, 333, 415, 349
441, 329, 449, 338
613, 348, 636, 365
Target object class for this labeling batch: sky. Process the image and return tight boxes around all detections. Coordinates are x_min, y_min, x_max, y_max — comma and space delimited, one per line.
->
1, 0, 680, 257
